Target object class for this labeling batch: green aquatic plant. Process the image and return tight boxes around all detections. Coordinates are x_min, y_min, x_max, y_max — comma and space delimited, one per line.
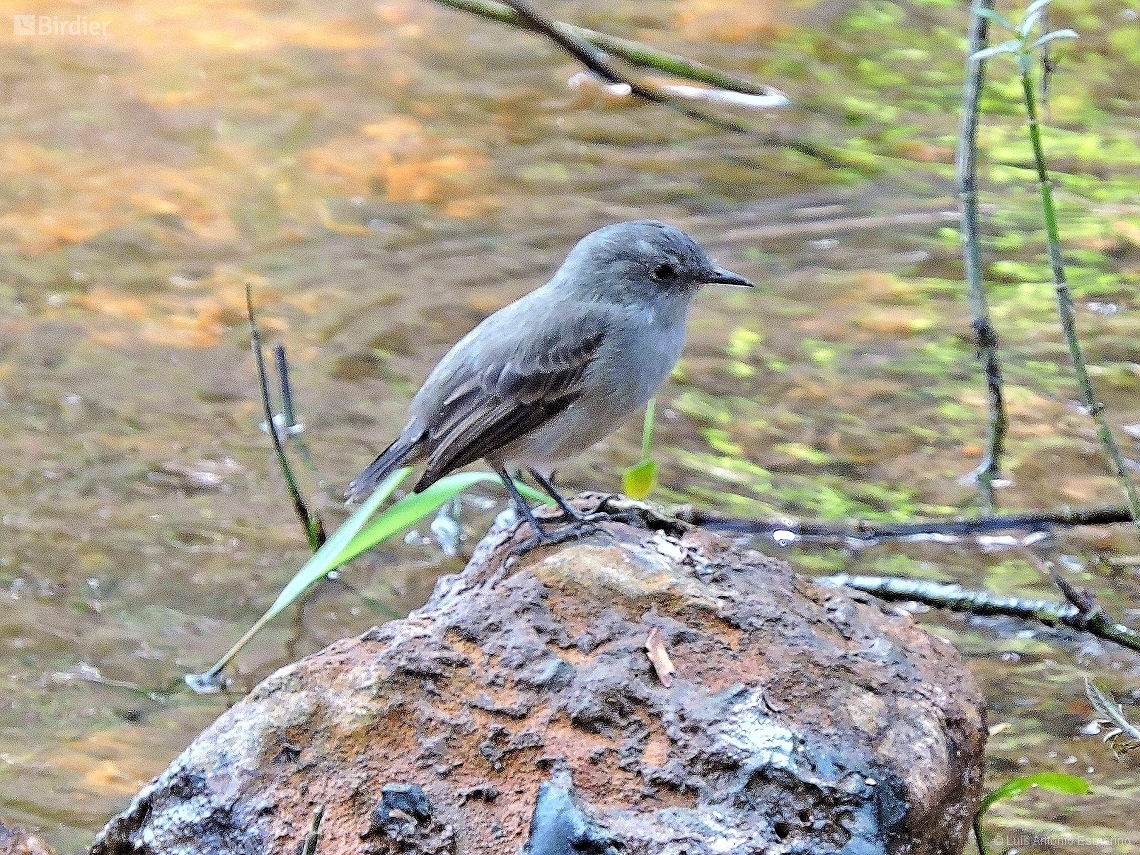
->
623, 398, 659, 500
187, 467, 547, 691
970, 0, 1140, 525
972, 771, 1090, 855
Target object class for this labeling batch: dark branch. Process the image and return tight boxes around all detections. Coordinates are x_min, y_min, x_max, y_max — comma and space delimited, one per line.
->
499, 0, 749, 133
490, 0, 847, 168
820, 573, 1140, 654
246, 285, 325, 552
434, 0, 779, 98
957, 0, 1008, 511
680, 504, 1135, 545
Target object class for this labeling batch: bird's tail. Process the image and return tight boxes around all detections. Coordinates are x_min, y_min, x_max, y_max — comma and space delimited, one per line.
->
345, 425, 426, 504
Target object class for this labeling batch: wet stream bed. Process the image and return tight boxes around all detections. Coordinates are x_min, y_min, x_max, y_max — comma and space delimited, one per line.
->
2, 0, 1140, 850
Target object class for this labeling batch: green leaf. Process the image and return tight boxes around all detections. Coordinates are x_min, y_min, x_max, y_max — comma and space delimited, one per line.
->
1018, 10, 1043, 37
1031, 29, 1078, 47
1018, 0, 1055, 37
623, 398, 659, 499
1023, 0, 1054, 18
623, 459, 658, 500
336, 471, 506, 565
259, 468, 413, 623
188, 467, 411, 687
973, 772, 1091, 855
190, 467, 555, 689
970, 40, 1023, 62
979, 772, 1091, 814
272, 467, 548, 585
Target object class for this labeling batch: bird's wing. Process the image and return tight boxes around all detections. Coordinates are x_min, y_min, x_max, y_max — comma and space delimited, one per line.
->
414, 309, 608, 489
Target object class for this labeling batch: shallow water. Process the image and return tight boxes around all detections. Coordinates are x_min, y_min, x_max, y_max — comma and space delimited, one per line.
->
2, 0, 1140, 850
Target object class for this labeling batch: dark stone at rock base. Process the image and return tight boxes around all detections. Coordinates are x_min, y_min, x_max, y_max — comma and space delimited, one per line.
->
89, 495, 987, 855
523, 772, 622, 855
364, 783, 434, 839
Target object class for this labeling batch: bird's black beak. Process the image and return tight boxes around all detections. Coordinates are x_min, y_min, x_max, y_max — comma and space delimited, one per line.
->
702, 265, 754, 288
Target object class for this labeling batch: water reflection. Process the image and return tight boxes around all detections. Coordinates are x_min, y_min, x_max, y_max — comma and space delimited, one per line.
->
2, 0, 1140, 850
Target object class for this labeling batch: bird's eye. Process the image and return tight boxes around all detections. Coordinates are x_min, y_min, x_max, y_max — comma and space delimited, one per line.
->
651, 262, 677, 282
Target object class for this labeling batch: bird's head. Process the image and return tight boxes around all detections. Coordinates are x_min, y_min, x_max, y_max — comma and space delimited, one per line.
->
556, 220, 753, 306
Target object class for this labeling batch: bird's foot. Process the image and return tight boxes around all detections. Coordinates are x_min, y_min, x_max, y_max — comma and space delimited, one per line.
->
508, 517, 605, 557
549, 509, 645, 533
548, 494, 641, 528
549, 506, 609, 525
532, 489, 614, 524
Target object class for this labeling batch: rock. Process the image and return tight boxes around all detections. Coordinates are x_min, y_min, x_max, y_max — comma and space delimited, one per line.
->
0, 820, 54, 855
90, 496, 986, 855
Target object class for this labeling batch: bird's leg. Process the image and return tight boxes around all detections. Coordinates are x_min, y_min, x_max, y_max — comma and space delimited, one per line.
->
526, 468, 584, 520
494, 464, 559, 540
528, 469, 644, 528
526, 468, 612, 524
494, 465, 601, 555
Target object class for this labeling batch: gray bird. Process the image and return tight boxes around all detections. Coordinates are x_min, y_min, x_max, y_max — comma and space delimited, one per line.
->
347, 219, 753, 544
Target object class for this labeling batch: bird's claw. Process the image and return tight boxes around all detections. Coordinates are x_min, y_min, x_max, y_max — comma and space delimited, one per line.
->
555, 506, 641, 528
507, 518, 605, 557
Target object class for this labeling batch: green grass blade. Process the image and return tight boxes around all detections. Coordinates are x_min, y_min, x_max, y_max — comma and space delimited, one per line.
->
334, 471, 504, 565
263, 467, 411, 616
641, 397, 656, 460
187, 467, 410, 688
516, 480, 548, 504
333, 471, 552, 565
978, 772, 1090, 815
973, 772, 1090, 855
188, 467, 556, 689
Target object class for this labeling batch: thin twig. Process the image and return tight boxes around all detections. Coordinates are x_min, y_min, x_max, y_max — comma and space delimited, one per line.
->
1027, 551, 1140, 653
820, 573, 1140, 654
433, 0, 779, 97
463, 0, 847, 168
246, 285, 325, 551
275, 344, 300, 431
273, 343, 321, 479
1016, 59, 1140, 524
957, 0, 1007, 511
679, 503, 1135, 544
301, 804, 325, 855
1039, 4, 1053, 117
500, 0, 748, 132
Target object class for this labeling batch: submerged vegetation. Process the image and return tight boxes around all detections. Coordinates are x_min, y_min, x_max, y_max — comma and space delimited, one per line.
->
217, 1, 1140, 849
4, 0, 1140, 848
194, 1, 1140, 848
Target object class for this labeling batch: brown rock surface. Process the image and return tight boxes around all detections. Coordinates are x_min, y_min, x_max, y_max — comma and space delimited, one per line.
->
90, 498, 986, 855
0, 821, 54, 855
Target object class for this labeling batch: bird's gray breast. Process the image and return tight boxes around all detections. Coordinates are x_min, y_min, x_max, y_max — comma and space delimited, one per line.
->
598, 300, 688, 405
511, 301, 686, 466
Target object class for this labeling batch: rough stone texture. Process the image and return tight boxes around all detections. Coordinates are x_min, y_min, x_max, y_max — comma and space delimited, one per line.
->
90, 497, 986, 855
0, 821, 53, 855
